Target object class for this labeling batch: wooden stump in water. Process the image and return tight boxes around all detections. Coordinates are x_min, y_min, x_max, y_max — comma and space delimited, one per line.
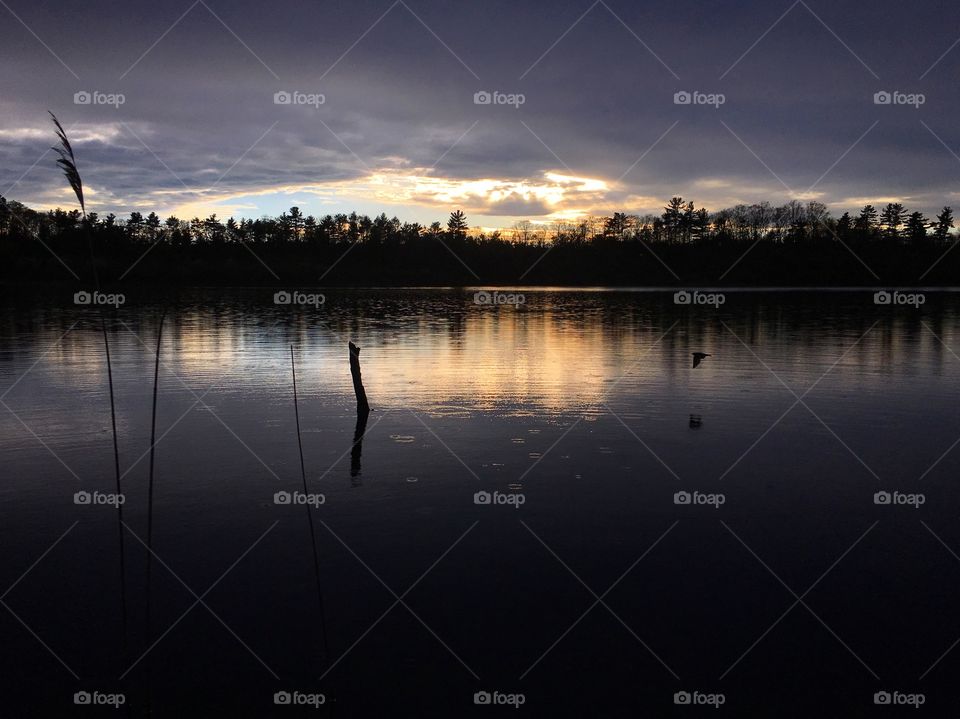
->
348, 342, 370, 482
348, 342, 370, 416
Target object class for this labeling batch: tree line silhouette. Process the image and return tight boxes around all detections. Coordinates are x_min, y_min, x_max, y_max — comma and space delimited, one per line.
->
1, 195, 957, 286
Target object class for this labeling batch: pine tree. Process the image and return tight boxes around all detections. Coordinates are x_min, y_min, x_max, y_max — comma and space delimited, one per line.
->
855, 204, 878, 235
904, 211, 928, 243
879, 203, 906, 239
837, 212, 852, 238
447, 210, 468, 239
934, 206, 954, 243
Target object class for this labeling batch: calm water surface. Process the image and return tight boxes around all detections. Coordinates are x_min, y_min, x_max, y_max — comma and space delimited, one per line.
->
2, 288, 959, 716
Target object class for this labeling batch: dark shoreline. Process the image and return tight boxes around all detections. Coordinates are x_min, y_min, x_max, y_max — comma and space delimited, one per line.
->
5, 240, 959, 288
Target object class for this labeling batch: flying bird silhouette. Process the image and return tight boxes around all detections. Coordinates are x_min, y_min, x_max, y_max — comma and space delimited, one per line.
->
692, 352, 711, 369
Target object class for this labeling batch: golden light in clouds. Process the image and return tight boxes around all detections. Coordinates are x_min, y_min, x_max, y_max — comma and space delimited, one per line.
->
148, 168, 615, 223
365, 169, 612, 212
19, 120, 618, 223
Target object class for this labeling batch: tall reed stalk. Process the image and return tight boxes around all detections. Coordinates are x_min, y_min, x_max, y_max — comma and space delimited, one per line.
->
291, 346, 330, 666
51, 112, 130, 716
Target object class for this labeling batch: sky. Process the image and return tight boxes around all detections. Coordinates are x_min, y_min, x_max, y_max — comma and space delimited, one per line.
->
1, 0, 958, 230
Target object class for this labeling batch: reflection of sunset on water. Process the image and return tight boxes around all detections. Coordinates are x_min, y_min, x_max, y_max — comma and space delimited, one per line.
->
6, 291, 960, 423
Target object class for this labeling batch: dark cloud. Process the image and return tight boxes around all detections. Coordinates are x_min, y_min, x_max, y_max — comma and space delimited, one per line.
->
1, 0, 958, 223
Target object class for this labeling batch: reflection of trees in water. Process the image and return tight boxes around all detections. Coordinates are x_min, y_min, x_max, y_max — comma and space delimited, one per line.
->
3, 292, 960, 407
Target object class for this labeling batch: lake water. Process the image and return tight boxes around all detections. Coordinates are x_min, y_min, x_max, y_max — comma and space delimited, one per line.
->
2, 287, 959, 716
